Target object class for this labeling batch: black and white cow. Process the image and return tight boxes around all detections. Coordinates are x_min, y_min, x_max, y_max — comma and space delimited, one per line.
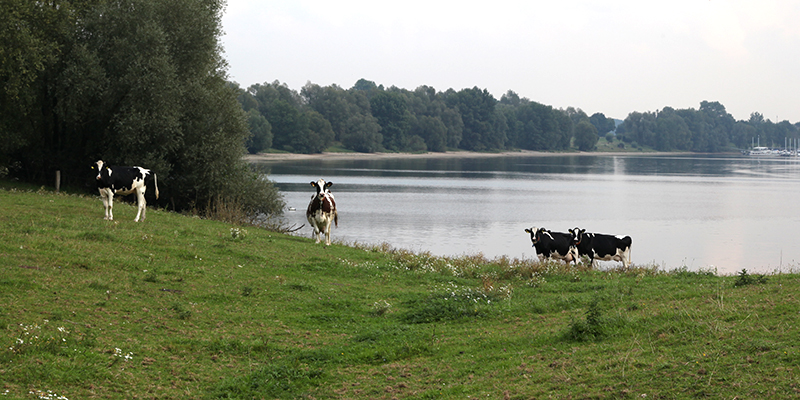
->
524, 227, 575, 263
306, 179, 338, 245
93, 160, 159, 222
568, 227, 632, 268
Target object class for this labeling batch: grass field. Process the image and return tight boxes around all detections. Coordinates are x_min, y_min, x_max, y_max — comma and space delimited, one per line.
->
1, 182, 799, 399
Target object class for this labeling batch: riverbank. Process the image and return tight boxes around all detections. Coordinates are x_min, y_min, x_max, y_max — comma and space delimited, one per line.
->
1, 184, 797, 399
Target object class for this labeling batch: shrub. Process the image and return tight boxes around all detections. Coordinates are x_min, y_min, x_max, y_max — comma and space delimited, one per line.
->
734, 269, 767, 287
564, 298, 605, 342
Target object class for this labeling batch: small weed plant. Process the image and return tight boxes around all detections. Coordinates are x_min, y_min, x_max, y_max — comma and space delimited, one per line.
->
564, 297, 606, 342
734, 268, 768, 287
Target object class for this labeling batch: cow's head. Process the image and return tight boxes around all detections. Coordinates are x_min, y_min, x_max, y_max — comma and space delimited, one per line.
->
524, 227, 547, 246
310, 179, 333, 200
524, 227, 537, 246
93, 160, 106, 180
568, 227, 586, 246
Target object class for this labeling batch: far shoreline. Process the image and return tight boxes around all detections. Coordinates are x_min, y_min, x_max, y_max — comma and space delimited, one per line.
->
245, 149, 701, 162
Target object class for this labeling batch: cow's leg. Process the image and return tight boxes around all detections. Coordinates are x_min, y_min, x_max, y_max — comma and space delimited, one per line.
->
99, 190, 109, 220
313, 224, 321, 243
134, 188, 146, 222
621, 248, 631, 269
307, 215, 321, 243
324, 220, 332, 246
104, 190, 115, 220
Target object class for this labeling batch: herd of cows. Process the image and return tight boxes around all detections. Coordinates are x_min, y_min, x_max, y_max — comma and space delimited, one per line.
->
91, 161, 631, 266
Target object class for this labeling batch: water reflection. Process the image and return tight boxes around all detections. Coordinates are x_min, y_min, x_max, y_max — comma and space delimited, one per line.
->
254, 154, 800, 274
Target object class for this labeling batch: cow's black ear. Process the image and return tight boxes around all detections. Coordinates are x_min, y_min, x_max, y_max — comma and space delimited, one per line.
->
524, 228, 531, 234
310, 181, 316, 186
325, 181, 333, 188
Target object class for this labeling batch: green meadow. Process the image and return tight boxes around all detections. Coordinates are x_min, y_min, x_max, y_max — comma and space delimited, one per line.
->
1, 183, 799, 399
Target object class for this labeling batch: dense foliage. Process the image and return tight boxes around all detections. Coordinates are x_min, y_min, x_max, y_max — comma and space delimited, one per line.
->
0, 0, 283, 216
236, 82, 593, 154
237, 81, 800, 154
618, 102, 800, 151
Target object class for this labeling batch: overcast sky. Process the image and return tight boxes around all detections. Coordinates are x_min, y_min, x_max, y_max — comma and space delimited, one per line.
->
220, 0, 800, 122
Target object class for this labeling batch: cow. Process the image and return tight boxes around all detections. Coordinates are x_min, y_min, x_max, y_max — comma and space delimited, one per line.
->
306, 179, 338, 245
568, 227, 632, 269
93, 160, 159, 222
524, 227, 575, 264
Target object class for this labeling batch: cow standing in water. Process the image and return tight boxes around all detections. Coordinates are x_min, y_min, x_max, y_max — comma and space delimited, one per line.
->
307, 179, 338, 245
93, 160, 159, 222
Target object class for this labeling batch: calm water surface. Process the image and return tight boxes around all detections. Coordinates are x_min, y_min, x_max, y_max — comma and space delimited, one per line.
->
253, 154, 800, 274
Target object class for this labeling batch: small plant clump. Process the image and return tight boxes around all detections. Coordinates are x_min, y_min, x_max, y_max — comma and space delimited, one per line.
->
565, 298, 605, 342
371, 299, 392, 316
734, 268, 768, 287
230, 227, 248, 240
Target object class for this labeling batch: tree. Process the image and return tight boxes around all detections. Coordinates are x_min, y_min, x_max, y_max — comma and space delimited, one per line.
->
411, 115, 447, 152
445, 87, 504, 151
341, 113, 382, 152
0, 0, 68, 170
305, 110, 335, 152
623, 111, 656, 146
574, 121, 599, 151
565, 107, 590, 127
370, 90, 410, 151
653, 107, 691, 151
245, 109, 272, 154
589, 113, 616, 135
500, 90, 523, 106
0, 0, 284, 217
440, 107, 464, 149
249, 81, 333, 153
302, 83, 352, 142
731, 121, 756, 149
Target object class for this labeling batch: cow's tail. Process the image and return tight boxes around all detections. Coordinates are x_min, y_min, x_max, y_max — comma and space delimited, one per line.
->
334, 211, 338, 227
153, 173, 160, 199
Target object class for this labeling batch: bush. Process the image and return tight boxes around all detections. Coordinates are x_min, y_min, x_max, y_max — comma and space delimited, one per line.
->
564, 298, 605, 342
734, 269, 767, 287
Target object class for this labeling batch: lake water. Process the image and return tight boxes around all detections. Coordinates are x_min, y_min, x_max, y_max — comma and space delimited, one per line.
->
252, 153, 800, 274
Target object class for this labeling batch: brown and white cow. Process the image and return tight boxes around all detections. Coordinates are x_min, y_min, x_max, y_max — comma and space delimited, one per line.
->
93, 160, 159, 222
306, 179, 338, 245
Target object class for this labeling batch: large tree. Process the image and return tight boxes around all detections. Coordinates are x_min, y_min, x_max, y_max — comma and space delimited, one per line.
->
0, 0, 283, 216
574, 121, 599, 151
445, 87, 505, 151
370, 90, 410, 151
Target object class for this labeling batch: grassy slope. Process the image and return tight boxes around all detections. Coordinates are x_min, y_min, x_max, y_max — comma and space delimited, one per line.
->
1, 184, 799, 399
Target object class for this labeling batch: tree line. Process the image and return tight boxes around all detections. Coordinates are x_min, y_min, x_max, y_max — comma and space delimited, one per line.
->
235, 80, 618, 154
617, 102, 800, 152
1, 0, 283, 216
237, 80, 800, 155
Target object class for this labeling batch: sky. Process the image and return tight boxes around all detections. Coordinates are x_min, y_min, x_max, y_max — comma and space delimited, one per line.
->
220, 0, 800, 122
